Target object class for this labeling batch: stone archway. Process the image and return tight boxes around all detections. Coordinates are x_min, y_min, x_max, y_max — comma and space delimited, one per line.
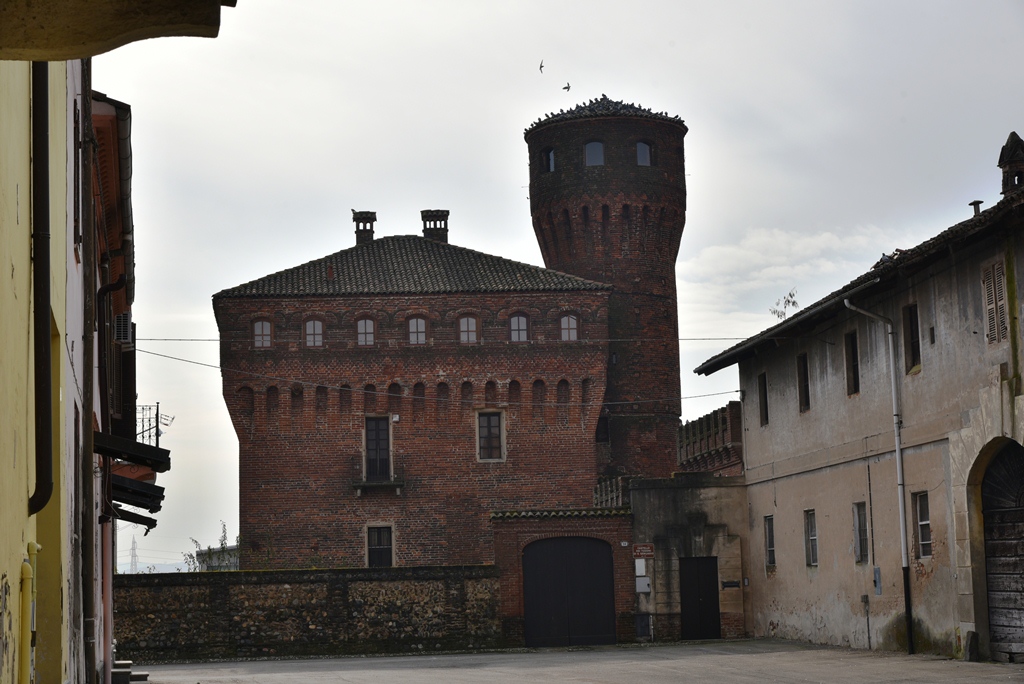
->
980, 440, 1024, 662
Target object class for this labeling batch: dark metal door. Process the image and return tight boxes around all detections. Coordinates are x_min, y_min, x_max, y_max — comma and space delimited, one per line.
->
983, 442, 1024, 661
523, 537, 616, 647
366, 417, 390, 481
679, 556, 721, 640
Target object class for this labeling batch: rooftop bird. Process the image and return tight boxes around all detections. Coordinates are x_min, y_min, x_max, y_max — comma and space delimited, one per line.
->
539, 60, 544, 73
563, 82, 570, 92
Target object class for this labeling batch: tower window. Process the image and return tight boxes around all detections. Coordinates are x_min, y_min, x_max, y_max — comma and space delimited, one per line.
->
510, 314, 529, 342
796, 353, 810, 412
477, 411, 504, 460
367, 526, 393, 568
585, 141, 604, 166
845, 331, 860, 395
542, 148, 555, 173
903, 303, 921, 373
757, 372, 769, 426
637, 141, 652, 166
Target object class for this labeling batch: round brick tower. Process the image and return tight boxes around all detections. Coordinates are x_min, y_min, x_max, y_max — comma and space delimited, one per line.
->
525, 96, 688, 478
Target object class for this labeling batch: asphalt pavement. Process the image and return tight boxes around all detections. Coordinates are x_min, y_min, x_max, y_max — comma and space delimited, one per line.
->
141, 640, 1024, 683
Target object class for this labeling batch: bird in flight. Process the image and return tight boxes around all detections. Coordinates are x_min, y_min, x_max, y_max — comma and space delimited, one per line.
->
563, 82, 571, 92
539, 60, 544, 73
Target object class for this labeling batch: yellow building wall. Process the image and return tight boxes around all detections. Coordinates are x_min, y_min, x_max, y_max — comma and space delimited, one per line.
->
0, 59, 71, 684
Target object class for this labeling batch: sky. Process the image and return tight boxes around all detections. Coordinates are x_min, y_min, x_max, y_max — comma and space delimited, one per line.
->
95, 0, 1024, 572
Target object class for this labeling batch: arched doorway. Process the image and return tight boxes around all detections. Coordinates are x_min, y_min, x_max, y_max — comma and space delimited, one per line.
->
522, 537, 616, 647
982, 440, 1024, 662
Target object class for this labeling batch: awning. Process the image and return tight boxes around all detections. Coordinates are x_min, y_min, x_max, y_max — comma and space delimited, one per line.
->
113, 505, 158, 532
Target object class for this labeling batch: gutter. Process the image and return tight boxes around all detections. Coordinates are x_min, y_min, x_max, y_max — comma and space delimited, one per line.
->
844, 293, 914, 655
28, 62, 52, 515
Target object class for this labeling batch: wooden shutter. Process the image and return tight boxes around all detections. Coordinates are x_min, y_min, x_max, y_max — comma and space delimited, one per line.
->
984, 262, 1009, 344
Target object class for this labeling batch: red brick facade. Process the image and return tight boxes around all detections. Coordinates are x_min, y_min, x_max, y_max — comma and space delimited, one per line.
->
491, 513, 635, 642
678, 401, 744, 476
215, 289, 610, 569
525, 100, 688, 478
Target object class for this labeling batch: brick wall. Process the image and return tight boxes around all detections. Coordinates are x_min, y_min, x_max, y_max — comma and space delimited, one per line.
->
525, 114, 688, 479
214, 290, 610, 569
491, 512, 635, 643
113, 566, 503, 662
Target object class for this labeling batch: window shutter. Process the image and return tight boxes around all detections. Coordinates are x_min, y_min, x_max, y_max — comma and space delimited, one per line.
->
114, 312, 132, 343
984, 264, 998, 343
994, 261, 1009, 343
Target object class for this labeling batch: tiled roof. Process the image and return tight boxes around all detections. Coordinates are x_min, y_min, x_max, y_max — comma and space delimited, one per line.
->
490, 507, 631, 520
214, 235, 611, 299
525, 94, 685, 133
696, 188, 1024, 376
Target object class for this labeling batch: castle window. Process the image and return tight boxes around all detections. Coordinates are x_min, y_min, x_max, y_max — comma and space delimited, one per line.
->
764, 516, 776, 567
253, 320, 272, 348
585, 141, 604, 166
477, 411, 504, 461
367, 526, 393, 568
365, 416, 390, 482
305, 319, 324, 347
459, 316, 478, 343
510, 314, 529, 342
637, 141, 652, 166
560, 314, 578, 341
542, 148, 555, 173
357, 318, 375, 346
408, 317, 427, 345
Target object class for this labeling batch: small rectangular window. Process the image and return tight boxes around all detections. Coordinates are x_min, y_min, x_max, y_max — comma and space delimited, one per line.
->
913, 492, 932, 558
585, 141, 604, 166
845, 331, 859, 395
305, 319, 323, 347
796, 353, 810, 413
758, 372, 769, 426
983, 261, 1009, 344
408, 317, 426, 345
367, 526, 393, 568
764, 515, 776, 567
357, 319, 375, 346
854, 502, 869, 564
804, 509, 818, 566
560, 314, 578, 341
459, 316, 478, 343
510, 314, 528, 342
477, 412, 503, 460
903, 303, 921, 372
254, 320, 271, 348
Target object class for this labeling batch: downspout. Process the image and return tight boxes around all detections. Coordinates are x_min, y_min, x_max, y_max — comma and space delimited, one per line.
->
844, 293, 914, 655
28, 61, 53, 515
81, 61, 99, 684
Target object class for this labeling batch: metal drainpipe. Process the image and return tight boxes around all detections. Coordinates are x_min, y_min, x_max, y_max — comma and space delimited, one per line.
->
844, 297, 914, 654
20, 560, 33, 684
81, 59, 99, 684
28, 61, 53, 516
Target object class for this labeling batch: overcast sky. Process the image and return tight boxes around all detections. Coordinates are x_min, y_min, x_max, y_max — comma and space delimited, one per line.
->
95, 1, 1024, 571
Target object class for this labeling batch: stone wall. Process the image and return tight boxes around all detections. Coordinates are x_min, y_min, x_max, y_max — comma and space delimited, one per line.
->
114, 565, 503, 662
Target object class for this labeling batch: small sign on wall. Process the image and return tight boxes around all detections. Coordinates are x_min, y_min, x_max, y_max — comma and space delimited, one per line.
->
632, 543, 655, 559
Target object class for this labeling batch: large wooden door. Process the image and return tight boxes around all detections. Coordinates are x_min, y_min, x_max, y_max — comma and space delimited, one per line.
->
983, 443, 1024, 661
523, 537, 616, 647
679, 556, 721, 640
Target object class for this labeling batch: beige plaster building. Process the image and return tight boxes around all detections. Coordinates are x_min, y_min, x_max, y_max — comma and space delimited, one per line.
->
696, 132, 1024, 661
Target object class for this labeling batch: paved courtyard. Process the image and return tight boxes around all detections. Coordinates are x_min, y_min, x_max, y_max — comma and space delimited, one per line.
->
142, 640, 1024, 683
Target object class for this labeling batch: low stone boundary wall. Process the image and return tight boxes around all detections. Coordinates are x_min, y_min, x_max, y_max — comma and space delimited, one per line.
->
114, 565, 502, 662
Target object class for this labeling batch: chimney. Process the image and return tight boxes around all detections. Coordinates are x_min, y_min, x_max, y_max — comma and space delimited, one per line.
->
421, 209, 449, 243
969, 200, 983, 216
353, 210, 376, 245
